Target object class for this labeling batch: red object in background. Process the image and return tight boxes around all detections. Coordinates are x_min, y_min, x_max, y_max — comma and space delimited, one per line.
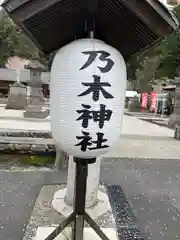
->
141, 93, 148, 108
150, 92, 157, 112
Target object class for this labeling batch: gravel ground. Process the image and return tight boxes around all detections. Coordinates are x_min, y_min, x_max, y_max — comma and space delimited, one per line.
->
2, 158, 180, 240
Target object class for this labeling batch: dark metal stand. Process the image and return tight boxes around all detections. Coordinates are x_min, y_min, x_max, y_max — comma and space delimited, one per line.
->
44, 157, 110, 240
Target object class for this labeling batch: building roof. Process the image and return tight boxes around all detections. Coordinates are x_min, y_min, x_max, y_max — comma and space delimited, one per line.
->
25, 60, 45, 70
2, 0, 178, 61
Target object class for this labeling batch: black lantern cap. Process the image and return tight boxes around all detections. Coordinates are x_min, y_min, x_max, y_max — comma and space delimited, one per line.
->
2, 0, 178, 61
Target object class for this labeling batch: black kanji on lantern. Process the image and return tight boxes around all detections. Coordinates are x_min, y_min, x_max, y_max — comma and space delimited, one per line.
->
75, 48, 115, 153
89, 132, 109, 150
78, 75, 114, 101
76, 104, 112, 129
75, 131, 109, 152
93, 104, 112, 128
76, 104, 92, 128
75, 131, 92, 152
80, 51, 114, 73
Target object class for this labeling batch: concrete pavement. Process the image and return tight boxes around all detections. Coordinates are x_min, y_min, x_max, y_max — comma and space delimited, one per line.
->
102, 158, 180, 240
0, 107, 174, 138
0, 108, 178, 159
2, 159, 180, 240
105, 137, 180, 159
0, 169, 67, 240
122, 115, 173, 138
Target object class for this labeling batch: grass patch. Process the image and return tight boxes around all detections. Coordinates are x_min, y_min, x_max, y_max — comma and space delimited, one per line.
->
0, 153, 55, 167
19, 155, 55, 166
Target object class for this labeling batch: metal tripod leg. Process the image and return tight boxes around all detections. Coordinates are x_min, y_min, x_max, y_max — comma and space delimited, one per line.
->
44, 212, 75, 240
72, 158, 90, 240
72, 158, 110, 240
73, 215, 84, 240
84, 212, 110, 240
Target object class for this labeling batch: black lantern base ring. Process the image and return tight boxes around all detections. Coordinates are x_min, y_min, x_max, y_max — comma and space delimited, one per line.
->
44, 157, 110, 240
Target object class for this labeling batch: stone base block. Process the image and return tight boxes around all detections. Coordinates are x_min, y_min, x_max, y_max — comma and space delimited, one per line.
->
35, 227, 118, 240
6, 94, 27, 110
24, 109, 49, 119
5, 82, 27, 110
51, 188, 110, 220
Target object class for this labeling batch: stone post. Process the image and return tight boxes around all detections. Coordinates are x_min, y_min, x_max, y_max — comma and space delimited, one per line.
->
168, 81, 180, 129
24, 61, 49, 118
52, 155, 110, 219
5, 70, 27, 110
54, 146, 69, 170
65, 156, 101, 208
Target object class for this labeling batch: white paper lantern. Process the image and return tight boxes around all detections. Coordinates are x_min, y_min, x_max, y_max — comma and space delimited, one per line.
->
50, 39, 127, 158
